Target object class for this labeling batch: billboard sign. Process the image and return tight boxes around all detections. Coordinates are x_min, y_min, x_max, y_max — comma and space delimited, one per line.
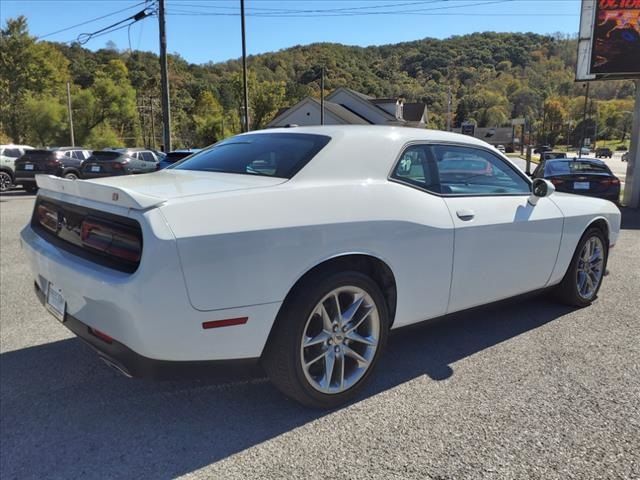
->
577, 0, 640, 80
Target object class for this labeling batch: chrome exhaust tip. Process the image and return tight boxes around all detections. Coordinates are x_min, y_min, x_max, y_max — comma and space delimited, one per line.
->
99, 355, 133, 378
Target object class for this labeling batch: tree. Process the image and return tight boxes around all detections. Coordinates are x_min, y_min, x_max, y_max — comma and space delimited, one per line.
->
192, 91, 224, 146
23, 94, 66, 146
0, 17, 69, 142
73, 60, 138, 145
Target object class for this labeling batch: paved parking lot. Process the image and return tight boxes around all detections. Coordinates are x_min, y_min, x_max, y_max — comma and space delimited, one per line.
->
1, 192, 639, 479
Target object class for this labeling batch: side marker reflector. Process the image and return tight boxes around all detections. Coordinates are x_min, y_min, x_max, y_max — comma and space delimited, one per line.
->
202, 317, 248, 329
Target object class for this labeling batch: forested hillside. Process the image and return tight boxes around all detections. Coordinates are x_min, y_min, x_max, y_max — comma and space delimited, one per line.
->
0, 16, 635, 149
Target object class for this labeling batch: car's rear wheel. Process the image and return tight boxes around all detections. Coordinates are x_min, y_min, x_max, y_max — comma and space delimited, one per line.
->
554, 227, 607, 307
23, 183, 38, 194
0, 171, 12, 192
263, 271, 388, 408
64, 172, 79, 180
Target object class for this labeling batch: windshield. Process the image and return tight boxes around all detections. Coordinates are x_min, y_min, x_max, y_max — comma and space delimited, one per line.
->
173, 133, 331, 178
545, 160, 611, 176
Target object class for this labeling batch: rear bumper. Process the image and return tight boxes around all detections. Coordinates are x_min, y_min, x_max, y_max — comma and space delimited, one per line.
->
21, 219, 281, 364
33, 281, 260, 379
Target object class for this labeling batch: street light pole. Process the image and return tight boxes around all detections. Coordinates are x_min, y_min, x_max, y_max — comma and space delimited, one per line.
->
580, 82, 590, 151
320, 66, 325, 125
66, 82, 75, 147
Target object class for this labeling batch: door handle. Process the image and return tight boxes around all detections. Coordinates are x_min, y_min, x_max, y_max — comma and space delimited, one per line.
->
456, 209, 475, 221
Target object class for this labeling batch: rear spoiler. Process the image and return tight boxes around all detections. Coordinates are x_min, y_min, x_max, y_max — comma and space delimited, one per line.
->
35, 175, 165, 210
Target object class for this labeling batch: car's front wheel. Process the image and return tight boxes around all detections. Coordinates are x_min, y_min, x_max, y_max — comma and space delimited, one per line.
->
554, 227, 608, 307
263, 271, 389, 408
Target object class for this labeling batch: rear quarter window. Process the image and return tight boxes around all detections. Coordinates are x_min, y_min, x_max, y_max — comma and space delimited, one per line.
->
174, 133, 331, 179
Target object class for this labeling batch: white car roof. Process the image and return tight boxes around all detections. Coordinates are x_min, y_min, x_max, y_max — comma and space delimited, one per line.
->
0, 144, 34, 149
239, 125, 495, 182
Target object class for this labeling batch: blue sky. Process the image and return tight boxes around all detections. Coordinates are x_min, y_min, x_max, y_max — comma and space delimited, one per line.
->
0, 0, 583, 64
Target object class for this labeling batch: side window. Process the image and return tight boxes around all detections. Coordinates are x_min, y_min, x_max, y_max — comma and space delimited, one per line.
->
4, 148, 21, 158
71, 151, 83, 160
430, 145, 530, 195
131, 152, 139, 160
391, 145, 436, 189
141, 152, 155, 162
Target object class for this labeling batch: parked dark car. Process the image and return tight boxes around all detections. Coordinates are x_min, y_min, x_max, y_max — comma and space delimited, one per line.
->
81, 148, 161, 179
156, 149, 201, 170
595, 147, 613, 158
533, 145, 552, 154
14, 147, 91, 193
532, 158, 620, 204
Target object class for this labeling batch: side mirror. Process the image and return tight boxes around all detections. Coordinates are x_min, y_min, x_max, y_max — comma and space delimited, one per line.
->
529, 178, 555, 206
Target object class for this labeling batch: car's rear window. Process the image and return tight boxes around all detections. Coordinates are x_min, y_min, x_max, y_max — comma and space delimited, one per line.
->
545, 161, 611, 175
173, 133, 331, 178
543, 152, 567, 160
90, 151, 122, 161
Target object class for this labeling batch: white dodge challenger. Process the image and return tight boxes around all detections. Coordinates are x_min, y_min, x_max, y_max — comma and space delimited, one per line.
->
21, 126, 620, 408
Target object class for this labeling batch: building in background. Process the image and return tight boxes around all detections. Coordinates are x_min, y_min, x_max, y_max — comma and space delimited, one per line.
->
267, 88, 427, 128
452, 126, 518, 150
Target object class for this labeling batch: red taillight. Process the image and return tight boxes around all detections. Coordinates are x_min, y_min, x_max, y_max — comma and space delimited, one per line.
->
81, 219, 142, 262
550, 179, 564, 186
89, 327, 113, 344
112, 162, 124, 170
601, 178, 620, 186
36, 204, 59, 233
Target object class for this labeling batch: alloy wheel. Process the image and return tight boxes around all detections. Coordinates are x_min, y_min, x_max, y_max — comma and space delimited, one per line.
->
300, 286, 380, 394
0, 172, 11, 192
576, 236, 604, 300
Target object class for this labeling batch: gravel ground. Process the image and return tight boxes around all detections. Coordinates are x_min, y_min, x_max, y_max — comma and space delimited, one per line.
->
1, 191, 639, 480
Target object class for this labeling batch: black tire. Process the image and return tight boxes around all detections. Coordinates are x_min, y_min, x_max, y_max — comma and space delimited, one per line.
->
554, 227, 608, 307
23, 183, 38, 194
63, 171, 79, 180
262, 270, 389, 409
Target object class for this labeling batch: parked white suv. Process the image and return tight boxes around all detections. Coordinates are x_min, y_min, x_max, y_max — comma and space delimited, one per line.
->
0, 145, 34, 191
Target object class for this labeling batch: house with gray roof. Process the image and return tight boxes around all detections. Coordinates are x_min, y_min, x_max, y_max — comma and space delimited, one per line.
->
267, 87, 427, 128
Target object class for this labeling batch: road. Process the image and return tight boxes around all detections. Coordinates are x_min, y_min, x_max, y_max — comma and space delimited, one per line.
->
1, 192, 639, 479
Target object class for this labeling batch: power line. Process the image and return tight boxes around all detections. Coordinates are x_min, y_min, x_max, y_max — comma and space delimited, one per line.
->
165, 0, 577, 18
75, 6, 155, 45
36, 1, 148, 40
166, 11, 578, 17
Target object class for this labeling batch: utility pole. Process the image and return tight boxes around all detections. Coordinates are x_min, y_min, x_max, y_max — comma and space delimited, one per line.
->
158, 0, 171, 152
66, 82, 75, 147
580, 82, 590, 151
320, 66, 325, 125
447, 86, 452, 131
240, 0, 250, 132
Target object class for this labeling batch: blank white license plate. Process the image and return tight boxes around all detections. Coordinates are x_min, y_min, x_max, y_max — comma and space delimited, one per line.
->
91, 166, 100, 172
46, 281, 66, 322
574, 182, 590, 190
25, 164, 34, 170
